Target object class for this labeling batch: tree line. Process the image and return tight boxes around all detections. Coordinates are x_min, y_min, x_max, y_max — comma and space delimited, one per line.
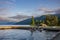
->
30, 15, 60, 26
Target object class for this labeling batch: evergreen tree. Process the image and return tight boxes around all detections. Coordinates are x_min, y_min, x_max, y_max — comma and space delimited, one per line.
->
45, 15, 58, 26
35, 20, 38, 25
58, 18, 60, 26
30, 16, 35, 26
35, 20, 40, 26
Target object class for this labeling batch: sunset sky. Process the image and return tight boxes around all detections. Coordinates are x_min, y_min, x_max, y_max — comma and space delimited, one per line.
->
0, 0, 60, 17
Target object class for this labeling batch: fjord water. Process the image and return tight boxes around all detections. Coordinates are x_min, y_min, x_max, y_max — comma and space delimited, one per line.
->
0, 29, 58, 40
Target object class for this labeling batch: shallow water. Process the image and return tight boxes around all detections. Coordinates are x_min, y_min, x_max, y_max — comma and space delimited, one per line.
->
0, 29, 58, 40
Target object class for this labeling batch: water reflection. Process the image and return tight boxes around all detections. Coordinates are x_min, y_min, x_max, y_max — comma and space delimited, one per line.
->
0, 29, 58, 40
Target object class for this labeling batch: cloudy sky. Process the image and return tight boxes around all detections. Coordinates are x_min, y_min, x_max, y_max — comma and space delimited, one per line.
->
0, 0, 60, 17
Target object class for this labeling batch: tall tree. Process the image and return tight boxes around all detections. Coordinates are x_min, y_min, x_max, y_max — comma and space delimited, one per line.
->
30, 16, 35, 26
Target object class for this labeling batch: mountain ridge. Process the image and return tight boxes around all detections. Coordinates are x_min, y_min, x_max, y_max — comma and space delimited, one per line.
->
14, 14, 60, 25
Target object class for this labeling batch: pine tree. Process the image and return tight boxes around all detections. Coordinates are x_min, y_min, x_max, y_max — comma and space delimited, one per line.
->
30, 16, 35, 26
54, 16, 58, 26
45, 15, 58, 26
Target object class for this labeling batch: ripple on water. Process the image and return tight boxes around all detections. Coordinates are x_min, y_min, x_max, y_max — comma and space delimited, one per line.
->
0, 29, 58, 40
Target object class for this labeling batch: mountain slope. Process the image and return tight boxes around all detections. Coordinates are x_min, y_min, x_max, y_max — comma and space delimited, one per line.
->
14, 14, 60, 25
14, 15, 46, 25
0, 15, 31, 25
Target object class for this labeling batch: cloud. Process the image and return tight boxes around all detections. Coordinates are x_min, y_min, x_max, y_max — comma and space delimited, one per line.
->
0, 8, 8, 12
38, 7, 60, 14
10, 15, 31, 19
55, 8, 60, 14
9, 14, 31, 22
0, 16, 18, 22
38, 8, 54, 13
0, 0, 16, 5
0, 8, 9, 16
0, 14, 31, 22
0, 0, 16, 16
0, 1, 12, 4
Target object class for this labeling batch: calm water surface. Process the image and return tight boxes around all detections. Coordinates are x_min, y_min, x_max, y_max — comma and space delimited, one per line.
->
0, 29, 58, 40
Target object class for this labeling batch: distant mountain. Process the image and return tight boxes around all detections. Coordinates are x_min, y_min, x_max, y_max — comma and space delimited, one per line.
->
14, 14, 60, 25
53, 14, 60, 19
14, 15, 46, 25
0, 15, 31, 25
9, 15, 31, 22
10, 15, 31, 19
0, 17, 17, 25
0, 21, 16, 25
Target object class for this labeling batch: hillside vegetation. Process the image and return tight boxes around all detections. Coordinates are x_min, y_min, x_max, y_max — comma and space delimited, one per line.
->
30, 14, 60, 26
